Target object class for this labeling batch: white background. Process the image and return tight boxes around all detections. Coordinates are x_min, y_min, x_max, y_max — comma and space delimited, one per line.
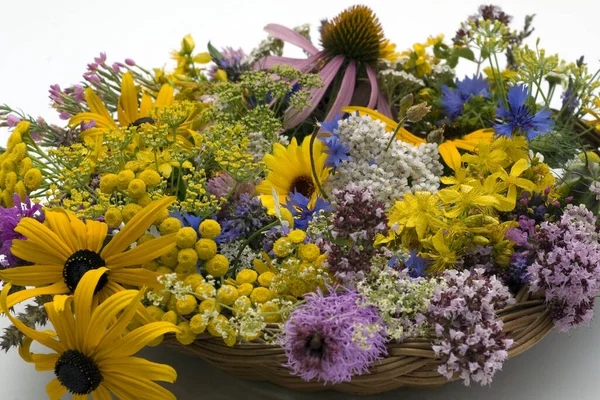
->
1, 0, 599, 398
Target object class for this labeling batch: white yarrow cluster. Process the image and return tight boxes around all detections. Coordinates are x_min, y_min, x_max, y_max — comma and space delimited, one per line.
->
327, 114, 443, 206
246, 131, 289, 163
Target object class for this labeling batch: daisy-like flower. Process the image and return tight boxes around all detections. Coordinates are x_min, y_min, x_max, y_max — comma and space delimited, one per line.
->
0, 197, 176, 310
494, 84, 554, 140
69, 72, 174, 140
256, 137, 330, 212
257, 5, 398, 128
1, 268, 180, 399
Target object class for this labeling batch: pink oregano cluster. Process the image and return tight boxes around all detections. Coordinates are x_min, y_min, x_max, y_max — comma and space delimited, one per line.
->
426, 269, 515, 386
527, 204, 600, 332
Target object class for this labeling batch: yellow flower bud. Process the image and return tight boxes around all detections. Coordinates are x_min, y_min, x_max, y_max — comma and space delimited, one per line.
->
177, 248, 199, 268
298, 243, 320, 262
237, 283, 254, 297
127, 178, 147, 199
160, 217, 182, 235
104, 208, 123, 228
195, 281, 216, 300
205, 254, 229, 277
181, 34, 195, 54
176, 227, 198, 249
183, 273, 205, 291
288, 229, 307, 243
99, 173, 118, 193
122, 203, 142, 222
139, 169, 162, 188
199, 219, 221, 239
195, 238, 217, 260
161, 310, 178, 324
250, 287, 274, 304
258, 271, 275, 287
176, 294, 197, 315
216, 285, 239, 306
272, 237, 293, 257
236, 269, 258, 285
23, 168, 42, 190
160, 246, 180, 267
176, 321, 197, 345
190, 314, 207, 334
207, 314, 229, 337
117, 169, 135, 190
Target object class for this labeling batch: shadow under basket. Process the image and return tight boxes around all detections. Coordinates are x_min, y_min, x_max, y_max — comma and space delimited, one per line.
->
162, 286, 553, 396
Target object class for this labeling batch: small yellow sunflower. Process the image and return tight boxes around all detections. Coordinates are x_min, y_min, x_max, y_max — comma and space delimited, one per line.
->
69, 72, 175, 140
1, 268, 180, 399
0, 197, 176, 311
256, 137, 330, 211
344, 106, 495, 170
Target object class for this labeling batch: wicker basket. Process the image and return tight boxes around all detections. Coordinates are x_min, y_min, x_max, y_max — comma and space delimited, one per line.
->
163, 286, 553, 395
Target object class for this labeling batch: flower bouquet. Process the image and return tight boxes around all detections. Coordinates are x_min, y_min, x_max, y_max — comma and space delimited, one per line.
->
1, 4, 600, 398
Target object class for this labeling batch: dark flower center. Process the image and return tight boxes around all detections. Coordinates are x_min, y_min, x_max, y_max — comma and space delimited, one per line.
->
304, 333, 326, 358
289, 175, 315, 199
63, 250, 108, 293
55, 350, 103, 395
320, 5, 385, 64
130, 117, 155, 127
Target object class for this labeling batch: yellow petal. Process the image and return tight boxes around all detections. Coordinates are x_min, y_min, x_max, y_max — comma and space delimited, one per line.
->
0, 283, 66, 353
92, 385, 113, 400
510, 158, 530, 177
74, 268, 109, 346
156, 84, 175, 107
46, 378, 67, 400
0, 265, 62, 286
86, 219, 109, 253
101, 197, 175, 259
95, 322, 180, 361
13, 217, 72, 263
105, 233, 176, 269
83, 88, 118, 129
99, 356, 177, 382
118, 72, 139, 126
87, 289, 143, 352
32, 353, 60, 372
44, 300, 76, 350
2, 281, 68, 311
438, 142, 462, 171
103, 374, 176, 400
109, 268, 162, 289
139, 93, 154, 118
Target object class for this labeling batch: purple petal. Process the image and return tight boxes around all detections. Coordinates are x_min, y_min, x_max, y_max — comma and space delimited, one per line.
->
255, 56, 306, 70
376, 92, 393, 118
322, 60, 356, 127
284, 55, 345, 129
264, 24, 319, 55
366, 65, 379, 109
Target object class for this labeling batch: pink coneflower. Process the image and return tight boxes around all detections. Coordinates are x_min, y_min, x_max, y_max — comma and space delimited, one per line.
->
256, 5, 398, 129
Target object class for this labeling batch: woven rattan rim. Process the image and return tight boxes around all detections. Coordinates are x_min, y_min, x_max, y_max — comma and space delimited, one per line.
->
162, 286, 552, 395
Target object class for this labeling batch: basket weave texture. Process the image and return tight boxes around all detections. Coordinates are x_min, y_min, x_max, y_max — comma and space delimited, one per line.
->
163, 286, 553, 395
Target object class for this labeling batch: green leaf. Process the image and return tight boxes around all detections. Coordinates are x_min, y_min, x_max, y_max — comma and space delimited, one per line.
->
454, 47, 475, 61
207, 41, 223, 61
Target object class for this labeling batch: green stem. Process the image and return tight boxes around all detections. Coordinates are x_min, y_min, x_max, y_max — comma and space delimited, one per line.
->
231, 220, 280, 270
308, 132, 329, 200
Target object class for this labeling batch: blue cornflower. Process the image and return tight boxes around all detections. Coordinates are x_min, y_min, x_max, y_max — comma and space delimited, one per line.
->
320, 113, 344, 134
403, 250, 428, 278
494, 84, 554, 140
440, 74, 490, 118
171, 209, 202, 234
321, 134, 350, 168
284, 190, 333, 229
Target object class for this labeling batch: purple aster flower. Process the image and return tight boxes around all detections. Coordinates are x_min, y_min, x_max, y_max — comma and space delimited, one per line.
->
494, 84, 554, 140
0, 195, 45, 267
320, 134, 350, 168
281, 287, 387, 384
441, 74, 490, 118
284, 190, 332, 230
5, 114, 22, 127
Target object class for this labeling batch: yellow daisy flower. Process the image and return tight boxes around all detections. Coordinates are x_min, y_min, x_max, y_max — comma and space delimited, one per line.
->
69, 72, 174, 140
0, 197, 176, 310
256, 137, 330, 211
343, 106, 494, 170
1, 269, 180, 399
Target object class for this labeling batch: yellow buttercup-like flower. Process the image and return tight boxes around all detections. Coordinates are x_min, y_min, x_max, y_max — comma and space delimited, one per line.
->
0, 197, 177, 311
0, 269, 180, 399
256, 137, 330, 212
388, 191, 441, 239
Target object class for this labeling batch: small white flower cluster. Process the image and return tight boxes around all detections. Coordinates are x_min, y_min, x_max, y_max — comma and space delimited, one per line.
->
327, 114, 443, 206
378, 68, 425, 87
351, 322, 386, 351
431, 63, 454, 75
219, 241, 256, 273
246, 131, 289, 163
229, 302, 267, 340
147, 273, 193, 305
357, 260, 440, 341
590, 181, 600, 201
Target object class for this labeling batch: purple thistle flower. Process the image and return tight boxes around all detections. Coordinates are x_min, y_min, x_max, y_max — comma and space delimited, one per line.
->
5, 114, 22, 127
441, 74, 490, 118
281, 288, 387, 384
284, 190, 332, 230
0, 195, 45, 267
494, 84, 554, 140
